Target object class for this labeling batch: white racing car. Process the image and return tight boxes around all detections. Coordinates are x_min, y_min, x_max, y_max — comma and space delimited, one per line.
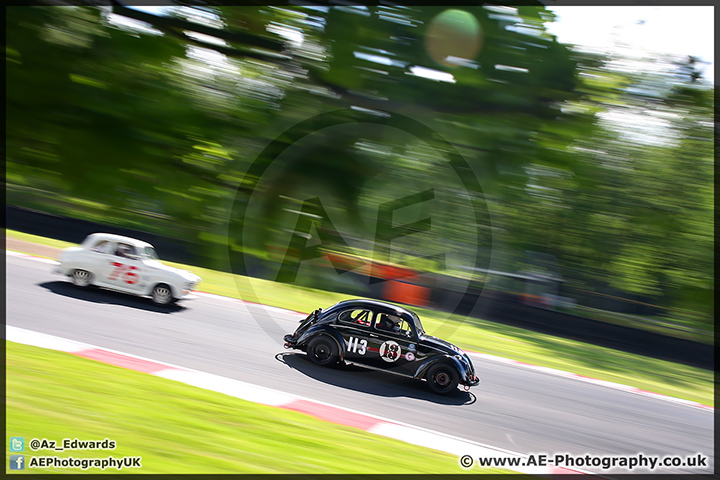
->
55, 233, 201, 305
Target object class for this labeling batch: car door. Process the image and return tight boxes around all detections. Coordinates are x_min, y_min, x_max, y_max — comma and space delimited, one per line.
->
335, 308, 374, 363
363, 311, 418, 376
99, 242, 144, 292
85, 239, 116, 287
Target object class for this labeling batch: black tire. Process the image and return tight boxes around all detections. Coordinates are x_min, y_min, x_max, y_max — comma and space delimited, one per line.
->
151, 284, 175, 305
71, 269, 93, 288
307, 335, 339, 367
426, 363, 459, 395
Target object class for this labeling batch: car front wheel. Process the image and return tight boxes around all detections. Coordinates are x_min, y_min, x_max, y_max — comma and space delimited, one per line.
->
426, 363, 459, 395
71, 269, 93, 288
151, 284, 174, 305
307, 335, 339, 366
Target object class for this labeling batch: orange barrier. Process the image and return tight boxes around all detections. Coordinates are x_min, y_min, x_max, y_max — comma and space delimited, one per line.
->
370, 263, 416, 281
383, 279, 429, 308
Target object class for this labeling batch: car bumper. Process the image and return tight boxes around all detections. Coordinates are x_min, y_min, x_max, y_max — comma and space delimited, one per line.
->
53, 265, 71, 276
463, 374, 481, 387
283, 334, 297, 348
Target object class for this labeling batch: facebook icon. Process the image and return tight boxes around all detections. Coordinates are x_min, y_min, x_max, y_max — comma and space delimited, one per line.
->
10, 455, 25, 470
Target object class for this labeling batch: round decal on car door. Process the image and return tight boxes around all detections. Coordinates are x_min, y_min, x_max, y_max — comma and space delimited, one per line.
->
379, 340, 402, 362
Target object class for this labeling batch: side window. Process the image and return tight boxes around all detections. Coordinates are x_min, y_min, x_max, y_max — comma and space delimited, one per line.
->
375, 313, 413, 337
337, 309, 372, 327
115, 243, 138, 259
397, 319, 413, 337
91, 240, 110, 254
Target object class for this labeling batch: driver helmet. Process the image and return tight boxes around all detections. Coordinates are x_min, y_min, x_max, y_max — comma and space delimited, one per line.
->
386, 315, 402, 332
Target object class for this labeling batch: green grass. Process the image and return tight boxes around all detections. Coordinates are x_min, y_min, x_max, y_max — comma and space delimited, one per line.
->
6, 229, 714, 407
7, 230, 77, 251
6, 342, 507, 474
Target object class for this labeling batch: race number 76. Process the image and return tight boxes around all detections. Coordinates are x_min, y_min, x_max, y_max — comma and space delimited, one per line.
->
109, 262, 139, 284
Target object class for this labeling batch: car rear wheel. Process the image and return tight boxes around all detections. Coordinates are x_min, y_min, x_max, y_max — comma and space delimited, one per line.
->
151, 284, 174, 305
307, 335, 339, 366
71, 269, 93, 288
426, 363, 459, 395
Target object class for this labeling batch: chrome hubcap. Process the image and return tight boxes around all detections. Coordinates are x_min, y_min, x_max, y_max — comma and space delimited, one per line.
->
153, 286, 172, 304
73, 270, 90, 286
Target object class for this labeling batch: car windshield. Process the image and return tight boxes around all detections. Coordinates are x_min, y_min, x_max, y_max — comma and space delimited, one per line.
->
143, 246, 159, 260
410, 311, 425, 336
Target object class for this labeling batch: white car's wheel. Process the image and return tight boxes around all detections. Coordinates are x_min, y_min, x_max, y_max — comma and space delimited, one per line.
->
151, 284, 174, 305
71, 269, 92, 288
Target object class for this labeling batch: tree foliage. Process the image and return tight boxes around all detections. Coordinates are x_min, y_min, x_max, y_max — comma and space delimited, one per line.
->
5, 4, 714, 327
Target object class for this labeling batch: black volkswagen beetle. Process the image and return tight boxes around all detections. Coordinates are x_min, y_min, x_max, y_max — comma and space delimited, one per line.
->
283, 299, 480, 394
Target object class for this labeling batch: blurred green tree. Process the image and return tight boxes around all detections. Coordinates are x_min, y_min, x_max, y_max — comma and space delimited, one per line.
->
491, 52, 714, 327
5, 4, 713, 329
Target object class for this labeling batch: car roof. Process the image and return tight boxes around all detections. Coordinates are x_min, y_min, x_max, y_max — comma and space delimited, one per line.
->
325, 298, 417, 317
82, 233, 154, 249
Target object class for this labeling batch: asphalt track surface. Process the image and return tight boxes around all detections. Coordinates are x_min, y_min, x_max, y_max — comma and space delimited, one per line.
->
6, 254, 714, 475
